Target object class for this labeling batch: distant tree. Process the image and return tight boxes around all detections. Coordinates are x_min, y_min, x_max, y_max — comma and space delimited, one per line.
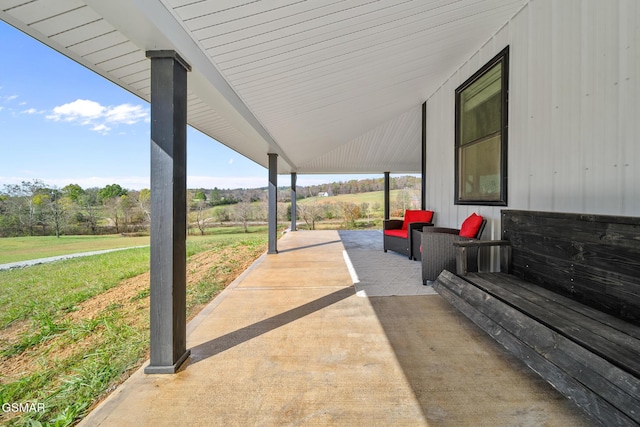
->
298, 200, 324, 230
337, 201, 360, 229
138, 188, 151, 223
98, 184, 129, 233
233, 202, 252, 233
214, 206, 230, 223
76, 193, 100, 234
103, 197, 121, 233
119, 194, 136, 232
188, 191, 208, 236
62, 183, 85, 202
395, 188, 412, 213
209, 187, 222, 205
45, 188, 67, 238
0, 194, 15, 236
193, 190, 207, 202
360, 202, 371, 221
98, 184, 127, 202
3, 180, 47, 236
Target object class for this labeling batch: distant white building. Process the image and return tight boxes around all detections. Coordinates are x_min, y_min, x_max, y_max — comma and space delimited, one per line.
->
318, 192, 330, 197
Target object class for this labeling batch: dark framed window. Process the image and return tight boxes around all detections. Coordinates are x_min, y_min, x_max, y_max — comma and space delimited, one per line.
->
455, 46, 508, 205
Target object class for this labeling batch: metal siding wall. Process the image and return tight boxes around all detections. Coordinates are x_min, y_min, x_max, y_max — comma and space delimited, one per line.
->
550, 0, 582, 213
528, 0, 553, 211
584, 0, 621, 214
508, 8, 530, 210
425, 0, 640, 238
619, 0, 640, 215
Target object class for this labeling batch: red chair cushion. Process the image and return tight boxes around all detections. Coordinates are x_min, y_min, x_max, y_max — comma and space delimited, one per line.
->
459, 213, 484, 238
384, 229, 408, 239
402, 210, 434, 230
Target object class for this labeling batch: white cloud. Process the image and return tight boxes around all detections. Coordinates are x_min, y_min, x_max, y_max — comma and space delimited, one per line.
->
91, 123, 111, 134
46, 99, 149, 134
104, 103, 147, 124
1, 94, 19, 104
48, 99, 104, 121
228, 158, 234, 165
21, 108, 43, 115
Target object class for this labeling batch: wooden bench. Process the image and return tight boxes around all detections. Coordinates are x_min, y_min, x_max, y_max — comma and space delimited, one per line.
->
433, 210, 640, 426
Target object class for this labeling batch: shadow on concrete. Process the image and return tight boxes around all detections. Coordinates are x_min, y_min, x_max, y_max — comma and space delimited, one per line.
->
277, 239, 342, 253
366, 295, 596, 425
187, 286, 354, 366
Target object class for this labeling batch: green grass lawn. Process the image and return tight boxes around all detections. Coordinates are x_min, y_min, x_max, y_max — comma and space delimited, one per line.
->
0, 235, 151, 264
0, 228, 268, 426
0, 226, 271, 265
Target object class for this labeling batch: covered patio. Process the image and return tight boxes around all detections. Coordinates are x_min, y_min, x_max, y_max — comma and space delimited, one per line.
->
3, 0, 638, 424
80, 230, 591, 426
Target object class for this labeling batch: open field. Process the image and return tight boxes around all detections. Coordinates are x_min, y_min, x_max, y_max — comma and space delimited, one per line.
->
297, 189, 406, 210
0, 226, 272, 265
298, 189, 420, 219
0, 228, 268, 426
0, 235, 151, 265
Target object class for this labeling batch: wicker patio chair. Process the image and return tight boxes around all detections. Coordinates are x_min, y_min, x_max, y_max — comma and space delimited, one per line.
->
421, 213, 486, 284
383, 209, 434, 260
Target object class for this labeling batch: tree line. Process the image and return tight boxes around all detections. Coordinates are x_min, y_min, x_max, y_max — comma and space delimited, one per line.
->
0, 180, 149, 237
295, 175, 421, 199
0, 176, 420, 237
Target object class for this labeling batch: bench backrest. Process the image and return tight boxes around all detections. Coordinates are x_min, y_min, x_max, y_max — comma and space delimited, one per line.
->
501, 210, 640, 325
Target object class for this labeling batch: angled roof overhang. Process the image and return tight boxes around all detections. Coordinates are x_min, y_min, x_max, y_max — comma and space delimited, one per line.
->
1, 0, 527, 175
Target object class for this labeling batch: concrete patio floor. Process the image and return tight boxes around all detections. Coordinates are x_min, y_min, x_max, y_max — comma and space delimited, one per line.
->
80, 230, 594, 426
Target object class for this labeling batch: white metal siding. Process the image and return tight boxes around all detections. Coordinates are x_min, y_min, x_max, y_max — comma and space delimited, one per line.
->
425, 0, 640, 242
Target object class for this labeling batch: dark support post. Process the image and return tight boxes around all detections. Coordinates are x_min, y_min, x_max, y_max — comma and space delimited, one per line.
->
421, 102, 427, 210
268, 153, 278, 254
290, 172, 297, 232
145, 50, 191, 374
384, 171, 390, 220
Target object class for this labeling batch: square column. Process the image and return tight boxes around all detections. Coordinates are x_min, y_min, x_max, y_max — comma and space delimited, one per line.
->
384, 172, 391, 220
290, 172, 297, 231
268, 153, 278, 254
421, 102, 427, 210
145, 50, 191, 374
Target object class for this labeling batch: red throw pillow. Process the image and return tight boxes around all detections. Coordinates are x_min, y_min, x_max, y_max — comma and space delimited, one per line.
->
402, 210, 434, 230
459, 213, 483, 238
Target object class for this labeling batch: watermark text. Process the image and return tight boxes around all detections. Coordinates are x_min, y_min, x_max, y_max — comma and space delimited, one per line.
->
2, 402, 45, 413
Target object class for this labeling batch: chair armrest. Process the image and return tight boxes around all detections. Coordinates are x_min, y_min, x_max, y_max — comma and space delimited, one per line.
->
383, 219, 403, 231
423, 226, 460, 235
452, 240, 511, 248
453, 239, 511, 275
407, 222, 433, 232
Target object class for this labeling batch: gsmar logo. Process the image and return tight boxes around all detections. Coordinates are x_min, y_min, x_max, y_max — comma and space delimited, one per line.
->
2, 402, 45, 413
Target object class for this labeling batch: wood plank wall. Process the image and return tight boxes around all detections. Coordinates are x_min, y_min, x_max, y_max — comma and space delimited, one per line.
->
502, 210, 640, 324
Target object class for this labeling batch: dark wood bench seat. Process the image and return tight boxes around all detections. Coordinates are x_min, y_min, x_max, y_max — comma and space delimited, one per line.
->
464, 272, 640, 378
433, 210, 640, 426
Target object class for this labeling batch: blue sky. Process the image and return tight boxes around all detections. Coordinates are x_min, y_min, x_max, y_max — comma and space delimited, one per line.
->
0, 21, 378, 191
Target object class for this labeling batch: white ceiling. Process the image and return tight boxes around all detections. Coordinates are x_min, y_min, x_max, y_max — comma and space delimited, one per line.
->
1, 0, 527, 174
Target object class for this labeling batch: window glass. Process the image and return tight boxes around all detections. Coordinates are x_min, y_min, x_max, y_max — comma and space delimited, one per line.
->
455, 47, 508, 205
